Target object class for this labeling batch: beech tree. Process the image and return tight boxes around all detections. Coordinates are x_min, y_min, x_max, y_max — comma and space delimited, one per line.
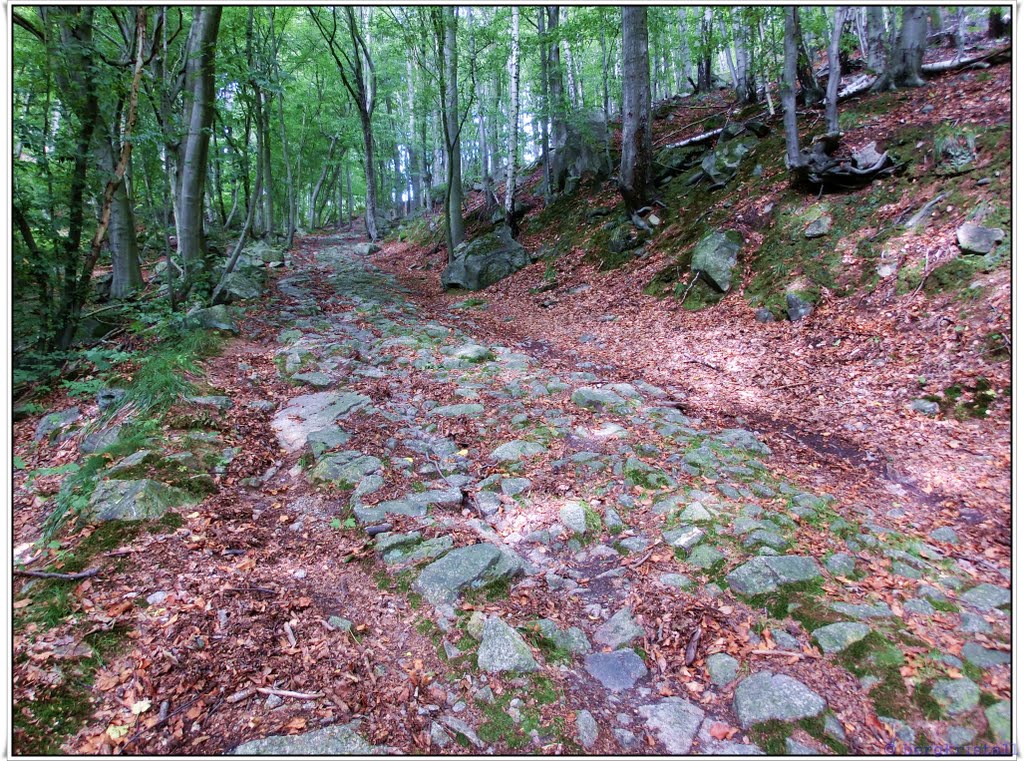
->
618, 6, 652, 214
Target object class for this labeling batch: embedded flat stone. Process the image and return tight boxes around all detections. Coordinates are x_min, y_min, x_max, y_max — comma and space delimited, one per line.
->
726, 556, 821, 596
529, 618, 591, 655
733, 671, 826, 728
490, 440, 546, 462
638, 697, 705, 754
706, 653, 739, 686
571, 387, 627, 410
812, 622, 870, 653
272, 392, 372, 452
985, 701, 1011, 743
959, 583, 1010, 611
584, 649, 648, 692
594, 608, 644, 649
961, 642, 1010, 669
477, 616, 539, 673
232, 722, 382, 755
414, 544, 504, 607
931, 679, 979, 716
663, 526, 706, 551
88, 479, 193, 522
428, 404, 485, 418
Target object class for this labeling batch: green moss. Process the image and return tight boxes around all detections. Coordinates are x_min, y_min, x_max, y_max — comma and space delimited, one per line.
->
797, 716, 848, 754
747, 580, 834, 630
869, 670, 912, 720
929, 599, 959, 614
530, 674, 559, 706
912, 682, 944, 720
748, 720, 793, 755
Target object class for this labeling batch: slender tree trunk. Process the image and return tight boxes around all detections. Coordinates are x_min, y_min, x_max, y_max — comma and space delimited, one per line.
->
504, 7, 521, 234
864, 6, 887, 73
176, 6, 222, 284
782, 8, 801, 169
309, 136, 338, 229
619, 6, 652, 214
406, 57, 422, 211
444, 8, 464, 247
100, 136, 144, 299
988, 8, 1007, 39
548, 6, 569, 194
874, 6, 927, 90
824, 7, 847, 135
954, 7, 966, 62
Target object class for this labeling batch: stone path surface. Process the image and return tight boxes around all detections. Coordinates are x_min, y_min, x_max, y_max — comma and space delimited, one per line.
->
122, 233, 1010, 754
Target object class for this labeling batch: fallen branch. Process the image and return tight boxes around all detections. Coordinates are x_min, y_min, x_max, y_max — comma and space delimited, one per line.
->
256, 687, 323, 700
684, 626, 703, 666
749, 648, 820, 659
14, 567, 99, 581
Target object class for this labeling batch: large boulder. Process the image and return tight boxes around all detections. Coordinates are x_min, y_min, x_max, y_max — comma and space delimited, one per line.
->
272, 392, 373, 453
702, 136, 758, 186
187, 304, 238, 334
233, 723, 385, 755
690, 230, 743, 293
217, 272, 263, 303
654, 144, 707, 182
441, 226, 530, 291
88, 479, 193, 521
558, 115, 612, 184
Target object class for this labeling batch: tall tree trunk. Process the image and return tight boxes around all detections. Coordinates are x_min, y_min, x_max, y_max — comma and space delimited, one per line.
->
538, 7, 551, 198
504, 7, 521, 235
697, 7, 714, 92
176, 6, 222, 285
619, 6, 652, 214
864, 6, 887, 73
782, 8, 801, 168
100, 136, 144, 299
874, 6, 927, 90
794, 11, 824, 105
406, 57, 422, 210
444, 8, 464, 247
548, 7, 568, 194
988, 8, 1007, 39
309, 136, 338, 229
824, 7, 847, 135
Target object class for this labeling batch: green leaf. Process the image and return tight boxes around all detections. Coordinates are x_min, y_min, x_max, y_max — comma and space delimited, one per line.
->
329, 517, 342, 529
13, 455, 26, 470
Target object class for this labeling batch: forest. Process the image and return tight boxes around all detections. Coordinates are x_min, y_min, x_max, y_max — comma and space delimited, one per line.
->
11, 4, 1013, 757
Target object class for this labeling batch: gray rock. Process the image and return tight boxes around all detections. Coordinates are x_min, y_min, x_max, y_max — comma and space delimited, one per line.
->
733, 671, 826, 728
187, 395, 234, 411
985, 701, 1011, 743
614, 728, 639, 750
687, 545, 725, 569
219, 271, 262, 302
726, 556, 821, 595
310, 453, 383, 487
34, 407, 81, 442
696, 717, 764, 755
80, 424, 122, 454
823, 714, 846, 743
755, 307, 775, 323
931, 679, 979, 716
961, 642, 1010, 668
947, 726, 976, 746
88, 479, 193, 521
441, 226, 530, 291
804, 214, 833, 239
706, 653, 739, 686
785, 738, 819, 754
272, 392, 372, 452
594, 608, 644, 649
959, 612, 991, 634
956, 223, 1005, 255
830, 602, 893, 620
232, 722, 383, 755
879, 716, 915, 743
911, 399, 940, 416
560, 501, 590, 534
414, 544, 506, 607
638, 697, 705, 753
928, 526, 959, 544
477, 616, 539, 673
812, 622, 870, 653
95, 388, 126, 411
490, 440, 546, 462
529, 618, 591, 655
585, 649, 648, 692
690, 230, 743, 293
292, 371, 336, 389
786, 294, 814, 322
571, 387, 627, 410
576, 710, 599, 749
663, 526, 706, 551
438, 716, 483, 749
702, 136, 757, 185
660, 573, 694, 590
428, 403, 485, 418
824, 553, 856, 577
501, 478, 531, 497
188, 304, 238, 334
960, 583, 1010, 611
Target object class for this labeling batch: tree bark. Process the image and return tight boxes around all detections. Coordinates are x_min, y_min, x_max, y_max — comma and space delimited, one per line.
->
782, 8, 801, 169
176, 6, 222, 285
873, 6, 927, 90
864, 6, 887, 73
309, 136, 338, 229
618, 6, 652, 215
504, 7, 521, 235
548, 6, 569, 194
444, 8, 464, 247
824, 7, 847, 135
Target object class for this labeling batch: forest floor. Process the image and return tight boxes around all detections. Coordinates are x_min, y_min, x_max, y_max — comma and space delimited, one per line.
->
12, 55, 1011, 756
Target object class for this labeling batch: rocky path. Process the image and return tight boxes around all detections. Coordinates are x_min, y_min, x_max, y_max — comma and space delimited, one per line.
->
20, 232, 1010, 754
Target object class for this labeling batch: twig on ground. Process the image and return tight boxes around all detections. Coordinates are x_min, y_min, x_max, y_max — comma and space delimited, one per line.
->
256, 687, 323, 700
14, 567, 99, 580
